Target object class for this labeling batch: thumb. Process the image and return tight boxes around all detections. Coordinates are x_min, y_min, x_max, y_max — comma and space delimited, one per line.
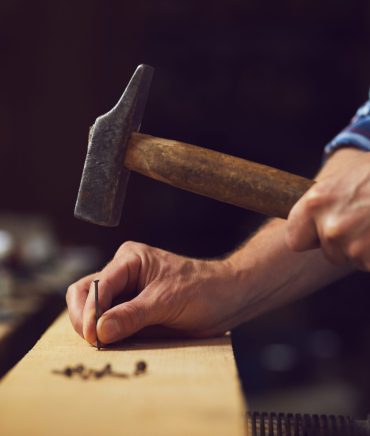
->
97, 295, 154, 343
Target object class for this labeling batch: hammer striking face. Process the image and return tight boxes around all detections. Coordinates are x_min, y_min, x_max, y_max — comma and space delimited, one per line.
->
74, 64, 154, 227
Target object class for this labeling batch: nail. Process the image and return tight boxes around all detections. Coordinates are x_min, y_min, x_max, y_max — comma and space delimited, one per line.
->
93, 279, 101, 350
134, 361, 147, 375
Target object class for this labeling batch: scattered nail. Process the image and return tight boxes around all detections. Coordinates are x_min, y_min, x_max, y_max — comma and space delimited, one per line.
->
52, 361, 148, 380
134, 360, 147, 375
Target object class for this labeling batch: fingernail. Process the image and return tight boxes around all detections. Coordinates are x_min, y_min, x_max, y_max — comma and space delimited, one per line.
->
99, 317, 120, 343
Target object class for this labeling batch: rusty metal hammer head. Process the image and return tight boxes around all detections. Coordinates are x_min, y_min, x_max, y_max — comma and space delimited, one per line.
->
74, 64, 154, 226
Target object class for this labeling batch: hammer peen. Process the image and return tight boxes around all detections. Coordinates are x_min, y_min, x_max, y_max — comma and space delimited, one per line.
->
75, 65, 314, 227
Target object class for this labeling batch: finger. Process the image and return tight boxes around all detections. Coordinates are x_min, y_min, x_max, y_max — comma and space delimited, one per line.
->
66, 273, 97, 337
344, 230, 370, 271
316, 208, 370, 266
286, 192, 320, 251
315, 212, 349, 266
97, 293, 156, 344
82, 250, 142, 345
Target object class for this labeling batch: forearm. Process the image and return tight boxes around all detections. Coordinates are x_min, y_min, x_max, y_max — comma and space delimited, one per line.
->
225, 148, 359, 324
226, 218, 349, 323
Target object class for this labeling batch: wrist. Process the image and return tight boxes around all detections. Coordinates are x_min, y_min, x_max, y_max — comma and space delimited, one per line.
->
318, 147, 370, 180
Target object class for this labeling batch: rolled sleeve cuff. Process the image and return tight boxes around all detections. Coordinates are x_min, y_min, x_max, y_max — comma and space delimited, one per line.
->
324, 97, 370, 158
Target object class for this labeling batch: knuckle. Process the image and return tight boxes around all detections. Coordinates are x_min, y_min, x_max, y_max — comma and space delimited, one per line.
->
344, 241, 370, 271
121, 240, 136, 250
346, 242, 366, 263
321, 223, 342, 243
116, 240, 148, 257
303, 184, 334, 211
303, 191, 324, 212
116, 240, 136, 255
346, 243, 360, 260
310, 180, 333, 197
320, 213, 348, 244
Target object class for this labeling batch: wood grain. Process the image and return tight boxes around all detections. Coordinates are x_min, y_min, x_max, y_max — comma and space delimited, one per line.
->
125, 132, 314, 219
0, 311, 246, 436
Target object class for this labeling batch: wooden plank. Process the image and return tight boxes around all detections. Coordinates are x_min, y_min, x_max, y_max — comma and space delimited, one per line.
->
0, 311, 246, 436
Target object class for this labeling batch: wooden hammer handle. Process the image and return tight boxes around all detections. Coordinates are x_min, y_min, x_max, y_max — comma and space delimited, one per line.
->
125, 132, 314, 219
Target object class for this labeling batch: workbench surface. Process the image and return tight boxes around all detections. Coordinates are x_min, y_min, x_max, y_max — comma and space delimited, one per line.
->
0, 311, 246, 436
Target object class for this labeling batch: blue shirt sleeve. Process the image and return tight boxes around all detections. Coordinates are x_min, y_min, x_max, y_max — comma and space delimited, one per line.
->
324, 93, 370, 157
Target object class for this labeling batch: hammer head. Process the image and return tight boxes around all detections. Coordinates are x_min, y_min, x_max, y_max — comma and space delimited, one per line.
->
74, 64, 154, 226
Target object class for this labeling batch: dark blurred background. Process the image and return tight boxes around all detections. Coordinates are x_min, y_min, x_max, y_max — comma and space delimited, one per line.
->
0, 0, 369, 418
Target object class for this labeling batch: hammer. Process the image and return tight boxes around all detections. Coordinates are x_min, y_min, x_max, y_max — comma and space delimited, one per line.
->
75, 65, 314, 227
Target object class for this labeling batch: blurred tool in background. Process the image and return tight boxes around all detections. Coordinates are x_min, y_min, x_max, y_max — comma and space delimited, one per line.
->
0, 213, 100, 376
